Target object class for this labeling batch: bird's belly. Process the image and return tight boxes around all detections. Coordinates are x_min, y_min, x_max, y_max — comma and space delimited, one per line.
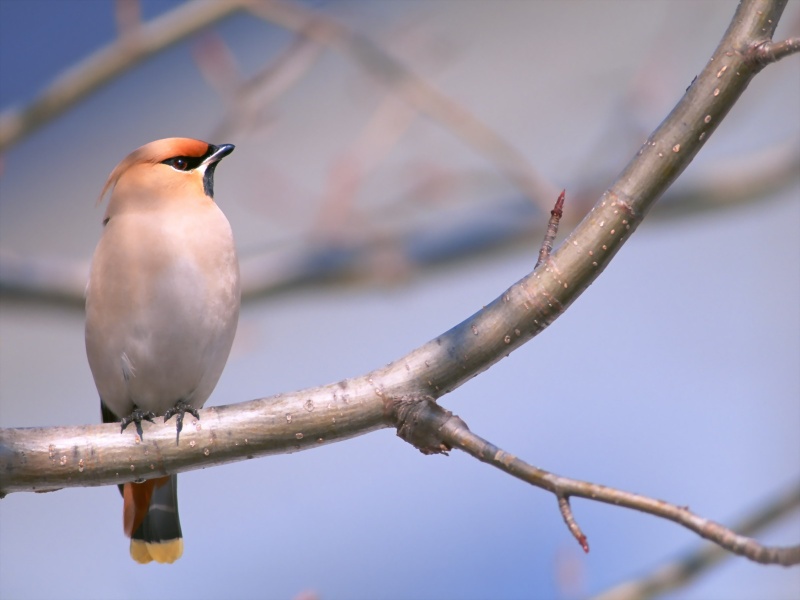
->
87, 257, 238, 417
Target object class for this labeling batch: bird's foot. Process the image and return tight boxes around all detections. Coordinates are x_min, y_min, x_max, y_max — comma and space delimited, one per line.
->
163, 400, 200, 444
120, 407, 157, 439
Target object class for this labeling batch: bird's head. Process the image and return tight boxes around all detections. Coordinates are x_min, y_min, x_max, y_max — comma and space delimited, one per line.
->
98, 138, 235, 223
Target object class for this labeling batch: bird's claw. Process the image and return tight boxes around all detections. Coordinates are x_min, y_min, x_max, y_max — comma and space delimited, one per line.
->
163, 400, 200, 443
120, 407, 157, 439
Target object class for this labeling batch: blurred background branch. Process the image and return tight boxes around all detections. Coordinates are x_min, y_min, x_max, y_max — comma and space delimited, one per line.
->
2, 133, 798, 306
0, 0, 250, 152
2, 0, 798, 307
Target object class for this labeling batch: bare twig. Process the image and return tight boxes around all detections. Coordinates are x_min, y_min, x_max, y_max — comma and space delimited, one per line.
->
593, 483, 800, 599
558, 494, 590, 554
382, 396, 799, 565
433, 410, 800, 566
749, 37, 800, 64
535, 190, 565, 269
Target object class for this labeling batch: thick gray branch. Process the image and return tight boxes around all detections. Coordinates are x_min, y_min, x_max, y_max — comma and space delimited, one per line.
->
0, 381, 387, 494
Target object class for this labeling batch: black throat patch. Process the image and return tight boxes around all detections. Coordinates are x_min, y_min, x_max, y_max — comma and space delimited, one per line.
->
203, 162, 219, 198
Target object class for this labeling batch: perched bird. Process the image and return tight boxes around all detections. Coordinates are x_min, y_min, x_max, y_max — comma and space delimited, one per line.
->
85, 138, 240, 564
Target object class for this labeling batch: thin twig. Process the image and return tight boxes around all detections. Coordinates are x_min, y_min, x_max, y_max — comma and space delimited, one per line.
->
749, 37, 800, 64
558, 494, 590, 553
437, 415, 800, 566
535, 190, 565, 269
592, 483, 800, 600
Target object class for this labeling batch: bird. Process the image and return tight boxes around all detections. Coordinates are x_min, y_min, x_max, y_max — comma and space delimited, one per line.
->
85, 138, 240, 564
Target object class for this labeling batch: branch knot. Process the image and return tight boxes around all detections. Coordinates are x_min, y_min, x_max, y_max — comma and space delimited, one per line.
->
384, 394, 467, 455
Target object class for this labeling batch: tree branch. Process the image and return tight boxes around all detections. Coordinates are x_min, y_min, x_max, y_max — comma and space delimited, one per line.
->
433, 404, 800, 566
749, 37, 800, 65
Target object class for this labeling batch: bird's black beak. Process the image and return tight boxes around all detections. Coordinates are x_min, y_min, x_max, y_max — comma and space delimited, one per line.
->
203, 144, 235, 166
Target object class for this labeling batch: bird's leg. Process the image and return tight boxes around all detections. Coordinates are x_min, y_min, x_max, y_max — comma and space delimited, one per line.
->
163, 400, 200, 443
119, 406, 157, 439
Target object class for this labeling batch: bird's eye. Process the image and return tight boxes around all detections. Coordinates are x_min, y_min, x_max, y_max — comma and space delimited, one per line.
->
162, 155, 202, 171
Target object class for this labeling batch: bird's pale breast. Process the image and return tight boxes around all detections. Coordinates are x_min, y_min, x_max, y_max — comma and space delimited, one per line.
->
85, 203, 239, 418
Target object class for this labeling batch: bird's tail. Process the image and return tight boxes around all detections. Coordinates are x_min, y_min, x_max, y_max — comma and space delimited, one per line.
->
123, 475, 184, 564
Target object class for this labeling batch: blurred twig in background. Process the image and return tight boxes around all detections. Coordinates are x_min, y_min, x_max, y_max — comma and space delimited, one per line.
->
1, 2, 797, 305
0, 0, 250, 152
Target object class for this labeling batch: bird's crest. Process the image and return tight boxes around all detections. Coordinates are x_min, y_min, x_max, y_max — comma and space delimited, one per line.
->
96, 138, 211, 206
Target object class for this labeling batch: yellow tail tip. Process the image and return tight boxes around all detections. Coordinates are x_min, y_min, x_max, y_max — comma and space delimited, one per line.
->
129, 538, 184, 564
